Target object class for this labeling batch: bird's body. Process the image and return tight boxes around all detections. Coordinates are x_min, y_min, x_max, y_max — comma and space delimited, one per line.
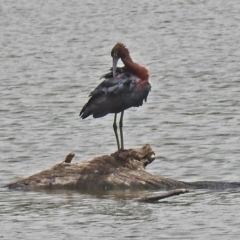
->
80, 43, 151, 151
80, 68, 151, 119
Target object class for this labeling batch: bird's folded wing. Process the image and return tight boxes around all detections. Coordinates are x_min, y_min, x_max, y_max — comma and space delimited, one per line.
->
90, 75, 134, 97
99, 67, 126, 80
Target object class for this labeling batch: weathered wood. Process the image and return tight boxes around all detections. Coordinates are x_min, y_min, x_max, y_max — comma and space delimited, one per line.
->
64, 153, 75, 163
137, 189, 189, 202
7, 144, 240, 192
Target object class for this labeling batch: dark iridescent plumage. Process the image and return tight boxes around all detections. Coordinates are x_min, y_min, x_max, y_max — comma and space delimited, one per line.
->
80, 68, 151, 119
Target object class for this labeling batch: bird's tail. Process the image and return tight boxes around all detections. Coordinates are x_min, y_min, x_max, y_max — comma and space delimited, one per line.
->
79, 104, 89, 119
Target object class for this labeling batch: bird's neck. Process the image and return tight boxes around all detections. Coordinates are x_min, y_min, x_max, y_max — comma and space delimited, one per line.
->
121, 56, 149, 81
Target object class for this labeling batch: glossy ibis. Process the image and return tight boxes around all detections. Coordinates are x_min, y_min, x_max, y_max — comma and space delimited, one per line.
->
80, 43, 151, 151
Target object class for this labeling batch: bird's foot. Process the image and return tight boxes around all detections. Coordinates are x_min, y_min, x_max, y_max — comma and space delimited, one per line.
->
118, 147, 128, 153
112, 148, 127, 155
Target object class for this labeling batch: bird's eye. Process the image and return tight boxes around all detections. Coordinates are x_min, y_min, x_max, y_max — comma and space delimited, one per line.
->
114, 52, 118, 57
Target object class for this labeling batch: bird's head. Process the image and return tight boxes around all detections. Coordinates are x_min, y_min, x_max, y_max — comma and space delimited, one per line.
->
111, 43, 129, 78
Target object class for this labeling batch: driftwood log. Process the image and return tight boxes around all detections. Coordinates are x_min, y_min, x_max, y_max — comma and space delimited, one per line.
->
7, 144, 240, 201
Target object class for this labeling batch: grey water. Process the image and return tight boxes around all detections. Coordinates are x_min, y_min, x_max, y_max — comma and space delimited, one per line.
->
1, 0, 240, 239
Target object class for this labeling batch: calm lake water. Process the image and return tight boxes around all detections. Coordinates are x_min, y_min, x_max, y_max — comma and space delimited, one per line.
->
1, 0, 240, 239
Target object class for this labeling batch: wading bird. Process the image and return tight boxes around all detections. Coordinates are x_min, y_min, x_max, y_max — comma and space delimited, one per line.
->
80, 43, 151, 151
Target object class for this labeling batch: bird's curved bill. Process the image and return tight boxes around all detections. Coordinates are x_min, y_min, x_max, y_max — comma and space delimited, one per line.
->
112, 54, 119, 78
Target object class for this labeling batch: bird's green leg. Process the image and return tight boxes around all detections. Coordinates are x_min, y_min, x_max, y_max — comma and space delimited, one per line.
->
119, 111, 124, 150
113, 113, 120, 151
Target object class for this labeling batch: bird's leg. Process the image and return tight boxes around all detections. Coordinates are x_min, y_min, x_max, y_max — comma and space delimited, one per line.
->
119, 111, 124, 150
113, 113, 120, 151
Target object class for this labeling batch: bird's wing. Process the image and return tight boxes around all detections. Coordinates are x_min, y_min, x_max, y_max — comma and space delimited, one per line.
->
80, 73, 151, 119
90, 72, 133, 97
99, 67, 126, 80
